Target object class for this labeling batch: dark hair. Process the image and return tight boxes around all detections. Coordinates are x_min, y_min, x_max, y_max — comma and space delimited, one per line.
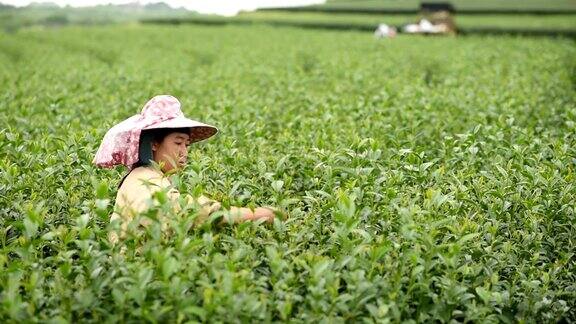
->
118, 127, 190, 188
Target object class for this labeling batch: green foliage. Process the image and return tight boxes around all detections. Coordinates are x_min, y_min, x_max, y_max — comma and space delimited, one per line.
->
0, 4, 196, 32
0, 24, 575, 321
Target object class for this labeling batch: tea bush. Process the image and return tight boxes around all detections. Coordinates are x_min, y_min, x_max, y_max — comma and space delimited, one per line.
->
0, 24, 575, 322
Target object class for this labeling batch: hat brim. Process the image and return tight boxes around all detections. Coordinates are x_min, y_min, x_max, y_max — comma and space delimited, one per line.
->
143, 116, 218, 143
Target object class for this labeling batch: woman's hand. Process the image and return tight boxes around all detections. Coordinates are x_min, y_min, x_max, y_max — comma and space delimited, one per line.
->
251, 207, 277, 223
223, 206, 283, 224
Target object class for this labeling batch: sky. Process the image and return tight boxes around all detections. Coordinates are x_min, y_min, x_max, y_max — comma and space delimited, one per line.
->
1, 0, 326, 16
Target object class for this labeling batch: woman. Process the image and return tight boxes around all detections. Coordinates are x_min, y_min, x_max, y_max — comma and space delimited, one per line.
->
94, 95, 276, 243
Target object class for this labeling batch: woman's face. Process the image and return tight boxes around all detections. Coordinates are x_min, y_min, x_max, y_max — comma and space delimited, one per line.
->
152, 132, 191, 173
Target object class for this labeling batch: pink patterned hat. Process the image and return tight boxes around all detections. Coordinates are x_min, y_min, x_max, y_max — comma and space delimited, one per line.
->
93, 95, 218, 168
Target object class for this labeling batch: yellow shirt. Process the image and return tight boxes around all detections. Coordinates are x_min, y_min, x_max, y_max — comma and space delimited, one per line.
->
109, 166, 221, 243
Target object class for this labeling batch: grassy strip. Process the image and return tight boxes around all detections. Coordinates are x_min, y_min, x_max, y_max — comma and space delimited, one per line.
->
313, 0, 576, 12
259, 6, 576, 15
241, 11, 576, 29
142, 15, 576, 38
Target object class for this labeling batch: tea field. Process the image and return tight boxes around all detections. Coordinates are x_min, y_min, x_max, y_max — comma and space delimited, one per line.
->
0, 24, 575, 322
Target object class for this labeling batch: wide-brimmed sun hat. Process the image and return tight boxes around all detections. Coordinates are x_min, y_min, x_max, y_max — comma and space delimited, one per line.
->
94, 95, 218, 168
